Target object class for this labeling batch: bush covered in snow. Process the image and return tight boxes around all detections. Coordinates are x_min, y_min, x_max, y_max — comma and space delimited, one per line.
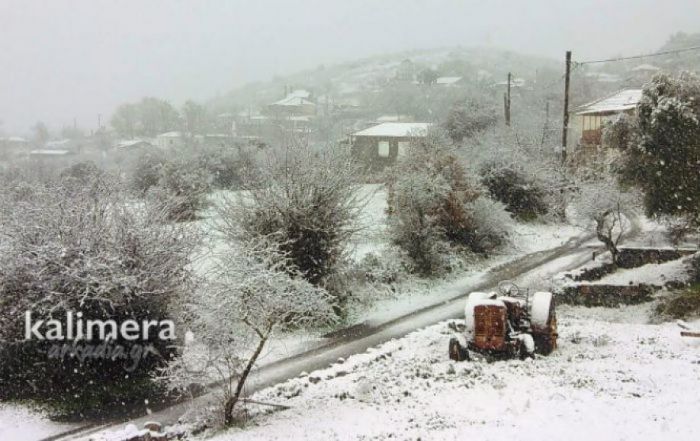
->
388, 132, 511, 276
130, 150, 211, 221
217, 143, 364, 307
480, 161, 548, 221
0, 175, 198, 416
149, 158, 211, 222
130, 149, 167, 194
444, 100, 497, 142
195, 143, 260, 189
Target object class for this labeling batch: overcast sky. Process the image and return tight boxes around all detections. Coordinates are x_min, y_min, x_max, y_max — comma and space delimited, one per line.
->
1, 0, 699, 134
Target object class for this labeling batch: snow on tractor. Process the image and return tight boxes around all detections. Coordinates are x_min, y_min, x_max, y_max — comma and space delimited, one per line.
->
449, 281, 558, 361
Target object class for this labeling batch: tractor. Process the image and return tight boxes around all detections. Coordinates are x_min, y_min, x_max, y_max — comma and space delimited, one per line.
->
449, 281, 558, 361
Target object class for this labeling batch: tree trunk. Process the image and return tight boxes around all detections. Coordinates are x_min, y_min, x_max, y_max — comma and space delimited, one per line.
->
224, 331, 271, 425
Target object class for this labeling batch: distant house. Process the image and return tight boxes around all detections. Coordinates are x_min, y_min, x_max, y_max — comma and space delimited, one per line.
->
574, 89, 642, 147
435, 76, 464, 86
266, 90, 316, 117
156, 131, 184, 149
375, 114, 413, 123
113, 139, 154, 151
350, 122, 431, 170
630, 64, 661, 83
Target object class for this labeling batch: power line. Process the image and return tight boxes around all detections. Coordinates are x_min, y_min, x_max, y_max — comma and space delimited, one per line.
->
575, 45, 700, 65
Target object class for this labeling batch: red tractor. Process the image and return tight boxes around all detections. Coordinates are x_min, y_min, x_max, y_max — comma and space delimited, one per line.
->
449, 282, 558, 361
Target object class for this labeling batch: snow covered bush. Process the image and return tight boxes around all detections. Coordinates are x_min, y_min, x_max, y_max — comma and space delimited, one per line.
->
149, 158, 211, 222
160, 236, 336, 426
130, 149, 167, 194
444, 100, 497, 142
388, 132, 510, 276
0, 175, 198, 416
195, 143, 260, 189
480, 161, 548, 221
217, 143, 363, 307
60, 160, 103, 186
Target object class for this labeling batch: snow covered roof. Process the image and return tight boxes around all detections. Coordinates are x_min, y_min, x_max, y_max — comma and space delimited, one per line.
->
270, 95, 315, 107
436, 76, 463, 85
287, 89, 311, 99
575, 89, 642, 115
631, 64, 660, 72
376, 114, 412, 123
30, 149, 70, 156
157, 131, 182, 138
1, 136, 28, 143
114, 139, 153, 149
352, 122, 431, 138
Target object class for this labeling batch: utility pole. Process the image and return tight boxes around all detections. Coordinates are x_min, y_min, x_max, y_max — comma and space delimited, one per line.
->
504, 72, 512, 126
561, 51, 572, 163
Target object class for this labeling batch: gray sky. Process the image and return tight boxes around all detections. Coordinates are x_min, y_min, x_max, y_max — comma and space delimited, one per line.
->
1, 0, 698, 134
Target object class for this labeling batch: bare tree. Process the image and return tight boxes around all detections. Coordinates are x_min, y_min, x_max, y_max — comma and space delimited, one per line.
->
160, 236, 336, 426
574, 174, 641, 265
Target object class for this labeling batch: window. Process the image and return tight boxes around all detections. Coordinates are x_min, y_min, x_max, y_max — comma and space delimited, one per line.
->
378, 141, 390, 157
397, 141, 409, 158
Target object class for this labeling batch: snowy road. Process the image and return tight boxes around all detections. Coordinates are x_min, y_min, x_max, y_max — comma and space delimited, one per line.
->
45, 233, 598, 441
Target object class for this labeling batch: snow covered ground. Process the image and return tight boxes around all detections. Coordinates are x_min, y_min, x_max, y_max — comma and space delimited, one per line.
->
0, 404, 80, 441
203, 306, 700, 441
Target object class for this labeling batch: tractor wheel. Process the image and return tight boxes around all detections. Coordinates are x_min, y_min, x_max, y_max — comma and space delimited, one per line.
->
448, 338, 469, 362
531, 292, 558, 355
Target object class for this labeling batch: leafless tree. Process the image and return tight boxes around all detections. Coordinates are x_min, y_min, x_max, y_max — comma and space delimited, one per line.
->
160, 236, 337, 426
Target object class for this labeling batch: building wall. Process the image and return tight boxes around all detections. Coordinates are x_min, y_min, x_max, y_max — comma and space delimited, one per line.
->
351, 135, 414, 171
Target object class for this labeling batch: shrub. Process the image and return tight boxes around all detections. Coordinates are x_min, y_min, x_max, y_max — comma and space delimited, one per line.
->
658, 284, 700, 319
130, 150, 166, 194
388, 134, 511, 275
0, 176, 197, 417
218, 144, 363, 307
60, 161, 102, 185
151, 159, 211, 222
480, 161, 548, 221
196, 144, 258, 189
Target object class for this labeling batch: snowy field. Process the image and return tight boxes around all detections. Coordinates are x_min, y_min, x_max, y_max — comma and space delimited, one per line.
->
204, 305, 700, 441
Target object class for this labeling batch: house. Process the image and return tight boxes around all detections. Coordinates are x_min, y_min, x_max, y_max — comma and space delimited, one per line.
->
350, 122, 431, 170
435, 76, 464, 86
112, 139, 154, 151
574, 88, 642, 147
630, 64, 661, 83
375, 114, 413, 123
156, 131, 184, 149
266, 90, 316, 117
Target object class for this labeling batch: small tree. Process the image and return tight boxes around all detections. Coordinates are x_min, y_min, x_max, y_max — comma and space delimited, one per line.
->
575, 174, 640, 265
620, 72, 700, 228
161, 236, 336, 426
